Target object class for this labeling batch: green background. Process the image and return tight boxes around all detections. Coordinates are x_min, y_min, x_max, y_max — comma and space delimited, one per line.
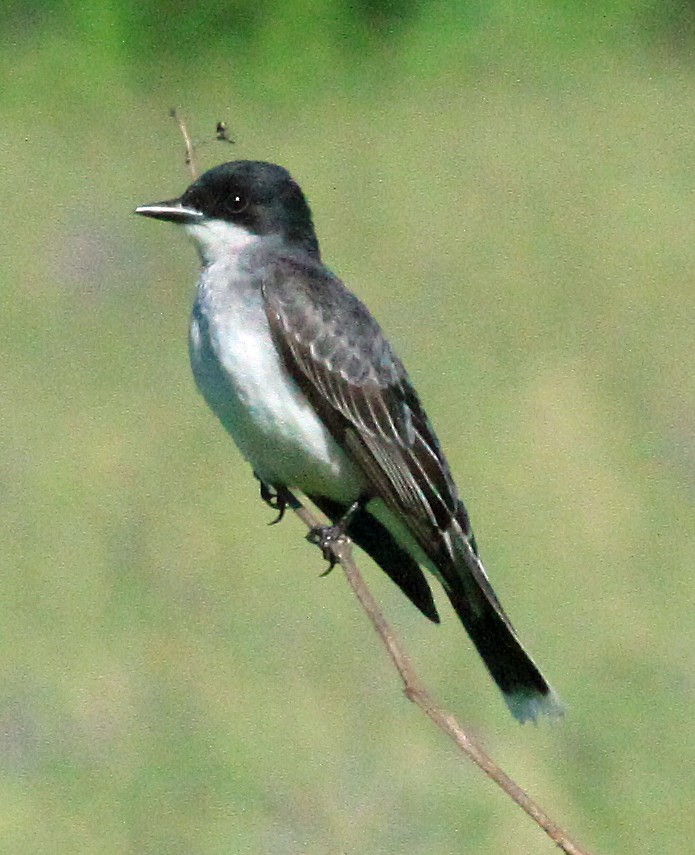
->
3, 2, 694, 852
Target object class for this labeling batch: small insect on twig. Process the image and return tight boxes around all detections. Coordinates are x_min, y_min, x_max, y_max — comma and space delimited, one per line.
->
215, 121, 235, 144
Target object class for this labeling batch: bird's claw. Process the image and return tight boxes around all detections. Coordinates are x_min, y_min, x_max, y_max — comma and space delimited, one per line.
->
258, 481, 287, 525
306, 525, 346, 575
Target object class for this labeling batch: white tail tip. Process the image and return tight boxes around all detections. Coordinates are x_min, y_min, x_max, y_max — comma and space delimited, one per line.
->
504, 687, 565, 724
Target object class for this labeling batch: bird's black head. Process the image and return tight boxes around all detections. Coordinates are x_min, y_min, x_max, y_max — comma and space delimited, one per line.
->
136, 160, 320, 260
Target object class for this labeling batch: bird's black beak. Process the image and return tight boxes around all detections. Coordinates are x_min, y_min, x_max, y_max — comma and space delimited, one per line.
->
134, 198, 204, 224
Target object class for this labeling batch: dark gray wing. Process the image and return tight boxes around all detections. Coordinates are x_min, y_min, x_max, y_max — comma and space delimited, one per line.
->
261, 255, 478, 582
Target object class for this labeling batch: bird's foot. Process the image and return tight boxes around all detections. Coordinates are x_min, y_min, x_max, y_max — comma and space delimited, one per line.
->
258, 479, 287, 525
305, 494, 369, 575
306, 524, 349, 575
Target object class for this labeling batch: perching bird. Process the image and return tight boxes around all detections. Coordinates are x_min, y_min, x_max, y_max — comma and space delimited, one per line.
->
136, 160, 563, 723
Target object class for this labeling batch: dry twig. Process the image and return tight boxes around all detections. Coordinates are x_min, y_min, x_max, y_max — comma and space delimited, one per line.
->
169, 108, 198, 179
278, 487, 593, 855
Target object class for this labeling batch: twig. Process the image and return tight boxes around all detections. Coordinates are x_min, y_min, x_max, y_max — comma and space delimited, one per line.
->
278, 487, 594, 855
169, 108, 198, 179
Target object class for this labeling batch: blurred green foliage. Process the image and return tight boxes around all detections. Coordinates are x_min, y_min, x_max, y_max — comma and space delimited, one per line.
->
4, 0, 693, 101
2, 2, 695, 854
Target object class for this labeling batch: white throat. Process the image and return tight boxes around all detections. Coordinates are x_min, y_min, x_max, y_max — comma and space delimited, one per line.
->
184, 218, 258, 266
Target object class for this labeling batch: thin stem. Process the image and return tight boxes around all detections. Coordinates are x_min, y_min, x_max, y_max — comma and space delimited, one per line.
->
169, 108, 198, 179
279, 487, 594, 855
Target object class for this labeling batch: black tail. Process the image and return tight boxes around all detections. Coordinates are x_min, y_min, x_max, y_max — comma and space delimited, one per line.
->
309, 495, 563, 722
446, 586, 563, 722
442, 519, 564, 723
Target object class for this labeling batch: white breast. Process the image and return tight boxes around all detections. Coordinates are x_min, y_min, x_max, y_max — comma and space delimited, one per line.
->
187, 237, 365, 503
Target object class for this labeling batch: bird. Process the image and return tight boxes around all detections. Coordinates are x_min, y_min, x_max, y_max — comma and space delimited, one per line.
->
135, 160, 563, 723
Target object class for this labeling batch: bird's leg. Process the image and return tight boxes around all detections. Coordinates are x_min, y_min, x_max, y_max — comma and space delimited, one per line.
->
255, 475, 288, 525
306, 494, 369, 575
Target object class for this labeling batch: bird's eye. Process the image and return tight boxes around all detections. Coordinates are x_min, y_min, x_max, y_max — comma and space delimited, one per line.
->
229, 192, 248, 214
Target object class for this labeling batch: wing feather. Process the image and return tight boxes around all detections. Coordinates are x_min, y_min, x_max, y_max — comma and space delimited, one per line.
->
262, 256, 461, 565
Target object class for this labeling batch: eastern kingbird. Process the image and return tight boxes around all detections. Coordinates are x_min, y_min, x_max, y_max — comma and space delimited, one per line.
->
136, 160, 563, 723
